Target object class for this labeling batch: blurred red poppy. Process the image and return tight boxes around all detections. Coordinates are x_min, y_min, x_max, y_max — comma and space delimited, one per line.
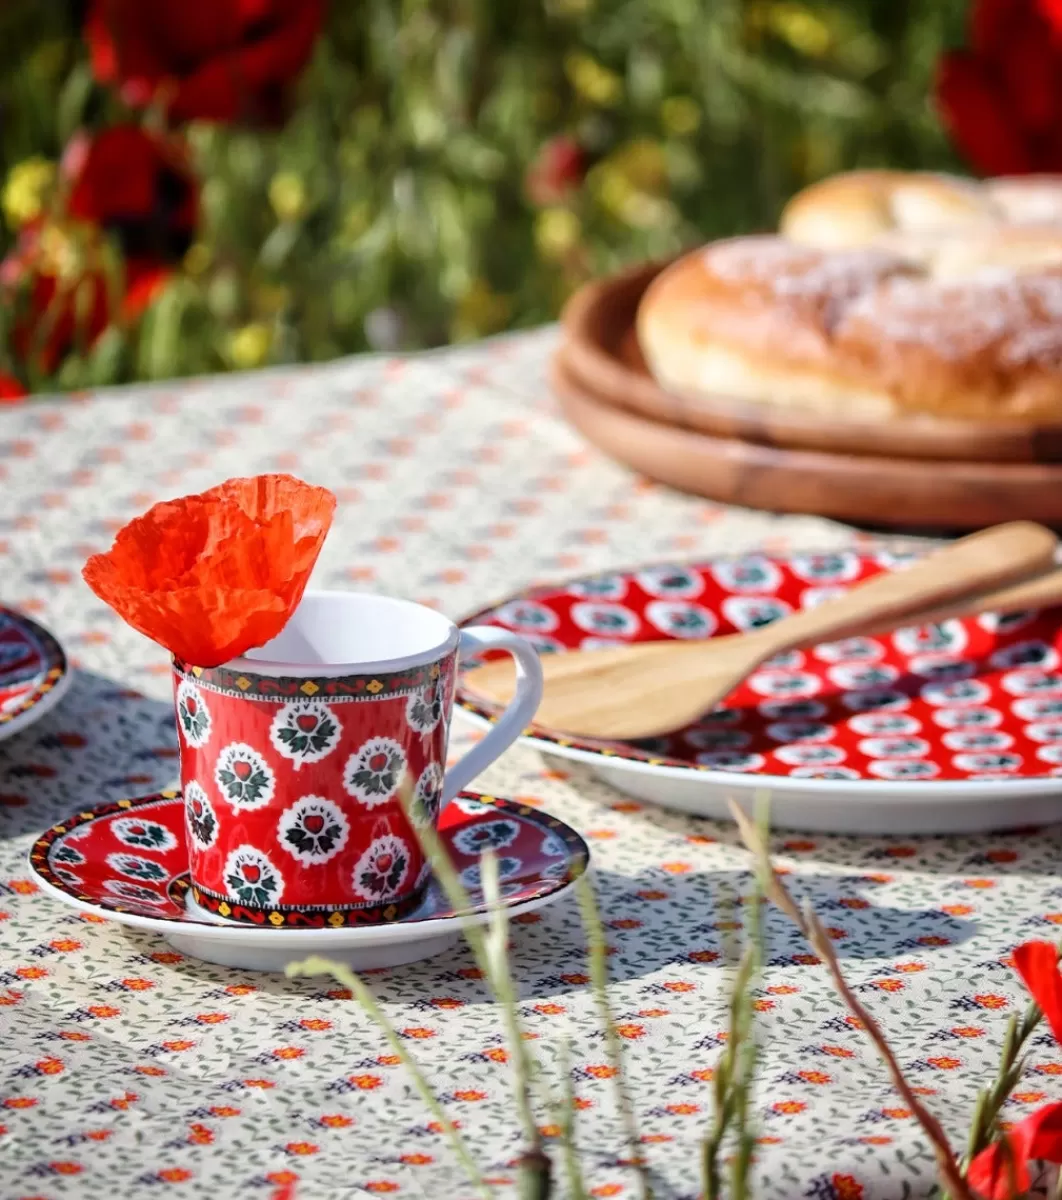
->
0, 374, 28, 403
936, 0, 1062, 174
967, 1102, 1062, 1198
1013, 941, 1062, 1043
84, 0, 325, 125
1, 223, 169, 375
67, 125, 197, 264
526, 136, 587, 206
1, 126, 196, 375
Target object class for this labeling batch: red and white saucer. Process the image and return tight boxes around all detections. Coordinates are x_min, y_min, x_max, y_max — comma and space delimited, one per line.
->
0, 607, 70, 741
28, 791, 589, 972
457, 551, 1062, 835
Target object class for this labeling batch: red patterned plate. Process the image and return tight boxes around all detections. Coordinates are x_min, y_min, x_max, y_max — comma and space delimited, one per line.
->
456, 551, 1062, 835
0, 607, 69, 741
27, 790, 589, 972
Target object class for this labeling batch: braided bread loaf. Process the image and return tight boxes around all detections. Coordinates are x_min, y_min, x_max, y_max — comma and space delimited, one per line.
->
637, 235, 1062, 422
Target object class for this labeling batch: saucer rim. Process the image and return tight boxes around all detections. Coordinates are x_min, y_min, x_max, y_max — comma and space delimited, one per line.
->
28, 790, 590, 943
0, 607, 71, 744
454, 552, 1062, 799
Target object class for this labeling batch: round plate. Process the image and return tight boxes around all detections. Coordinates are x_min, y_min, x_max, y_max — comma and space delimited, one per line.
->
28, 790, 589, 972
563, 257, 1062, 464
457, 553, 1062, 834
552, 352, 1062, 532
0, 607, 70, 741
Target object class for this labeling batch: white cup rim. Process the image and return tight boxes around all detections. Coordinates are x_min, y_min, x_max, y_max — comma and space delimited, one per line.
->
223, 589, 460, 679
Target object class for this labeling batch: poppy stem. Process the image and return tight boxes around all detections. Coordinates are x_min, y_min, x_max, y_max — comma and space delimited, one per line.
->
962, 1001, 1043, 1169
730, 798, 977, 1200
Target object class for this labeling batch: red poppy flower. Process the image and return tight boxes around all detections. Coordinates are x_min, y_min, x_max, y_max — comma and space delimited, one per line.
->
0, 374, 27, 403
1013, 940, 1062, 1043
84, 0, 325, 125
1, 222, 170, 375
67, 126, 197, 265
967, 1102, 1062, 1198
526, 136, 587, 206
936, 0, 1062, 174
82, 474, 335, 666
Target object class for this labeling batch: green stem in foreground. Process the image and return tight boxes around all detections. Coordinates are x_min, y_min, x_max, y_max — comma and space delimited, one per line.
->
481, 850, 548, 1187
963, 1001, 1042, 1167
553, 1039, 589, 1200
286, 956, 490, 1200
575, 872, 652, 1200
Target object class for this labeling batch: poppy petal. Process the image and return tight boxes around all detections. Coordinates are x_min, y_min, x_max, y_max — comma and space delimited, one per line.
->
935, 53, 1034, 175
1014, 941, 1062, 1045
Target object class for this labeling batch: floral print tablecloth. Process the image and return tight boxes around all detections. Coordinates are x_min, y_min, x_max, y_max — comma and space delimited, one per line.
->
2, 330, 1061, 1200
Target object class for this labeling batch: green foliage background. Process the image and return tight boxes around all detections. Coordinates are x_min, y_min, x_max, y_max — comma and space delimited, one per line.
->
0, 0, 969, 389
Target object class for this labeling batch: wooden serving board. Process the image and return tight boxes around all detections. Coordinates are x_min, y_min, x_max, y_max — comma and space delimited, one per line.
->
563, 258, 1062, 464
551, 349, 1062, 531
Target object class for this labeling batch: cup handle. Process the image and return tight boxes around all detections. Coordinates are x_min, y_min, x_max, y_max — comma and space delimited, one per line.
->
441, 625, 544, 802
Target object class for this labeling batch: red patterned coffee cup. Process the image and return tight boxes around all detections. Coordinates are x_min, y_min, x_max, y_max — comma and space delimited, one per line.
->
172, 590, 542, 927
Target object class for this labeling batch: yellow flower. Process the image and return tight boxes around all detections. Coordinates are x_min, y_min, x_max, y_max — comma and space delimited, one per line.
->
565, 53, 622, 107
660, 97, 701, 137
269, 171, 307, 222
228, 322, 272, 369
183, 243, 212, 276
765, 2, 831, 56
610, 139, 668, 193
535, 208, 582, 260
453, 279, 512, 340
37, 223, 82, 280
3, 158, 56, 230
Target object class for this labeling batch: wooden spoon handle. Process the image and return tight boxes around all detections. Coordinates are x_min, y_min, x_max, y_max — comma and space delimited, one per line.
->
891, 564, 1062, 630
754, 522, 1058, 654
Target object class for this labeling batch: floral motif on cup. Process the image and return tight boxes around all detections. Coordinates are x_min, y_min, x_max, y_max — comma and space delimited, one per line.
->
105, 852, 168, 882
410, 762, 444, 828
269, 699, 341, 769
278, 795, 350, 866
223, 845, 284, 907
215, 743, 275, 810
343, 737, 407, 808
175, 679, 212, 748
460, 856, 522, 889
184, 782, 217, 850
351, 834, 411, 903
104, 880, 168, 905
111, 815, 178, 853
406, 678, 444, 735
452, 818, 520, 856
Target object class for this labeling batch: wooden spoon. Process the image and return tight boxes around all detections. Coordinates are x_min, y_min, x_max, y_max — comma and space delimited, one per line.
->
461, 522, 1059, 740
